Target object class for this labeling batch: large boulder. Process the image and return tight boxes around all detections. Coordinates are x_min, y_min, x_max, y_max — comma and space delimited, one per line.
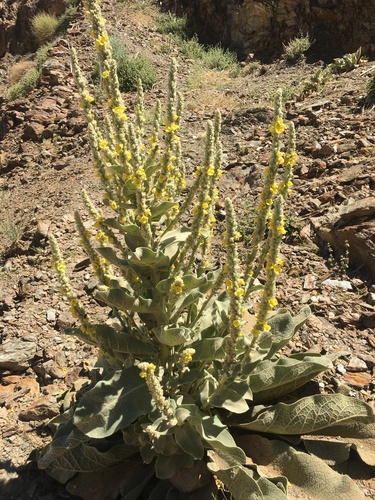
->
168, 0, 375, 61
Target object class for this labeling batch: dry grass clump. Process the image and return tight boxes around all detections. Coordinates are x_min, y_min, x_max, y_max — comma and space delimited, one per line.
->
8, 61, 36, 84
31, 12, 59, 45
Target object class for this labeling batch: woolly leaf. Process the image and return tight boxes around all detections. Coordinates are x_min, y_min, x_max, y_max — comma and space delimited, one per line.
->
238, 394, 375, 435
74, 366, 152, 438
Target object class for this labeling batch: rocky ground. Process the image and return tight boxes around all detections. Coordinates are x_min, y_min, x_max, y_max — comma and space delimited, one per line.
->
0, 1, 375, 499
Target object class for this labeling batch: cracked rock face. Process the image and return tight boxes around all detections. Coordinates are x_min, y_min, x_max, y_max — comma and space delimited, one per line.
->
172, 0, 375, 60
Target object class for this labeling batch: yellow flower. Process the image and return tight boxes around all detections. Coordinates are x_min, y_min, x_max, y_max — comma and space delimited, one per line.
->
113, 105, 126, 115
276, 225, 286, 235
115, 143, 123, 154
85, 95, 94, 103
277, 151, 285, 164
284, 152, 298, 167
165, 122, 179, 133
234, 287, 245, 297
232, 319, 241, 328
171, 277, 184, 295
268, 297, 278, 308
269, 117, 286, 135
102, 70, 109, 79
99, 139, 108, 150
180, 348, 195, 364
110, 200, 118, 210
96, 33, 109, 47
270, 182, 278, 194
207, 166, 215, 176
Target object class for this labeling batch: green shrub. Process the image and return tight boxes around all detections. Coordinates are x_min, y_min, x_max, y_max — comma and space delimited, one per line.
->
202, 45, 238, 70
179, 36, 205, 59
7, 67, 40, 101
34, 42, 53, 69
31, 12, 59, 45
57, 3, 79, 33
283, 35, 311, 64
364, 72, 375, 108
117, 54, 157, 91
156, 12, 191, 39
329, 47, 365, 74
101, 35, 157, 92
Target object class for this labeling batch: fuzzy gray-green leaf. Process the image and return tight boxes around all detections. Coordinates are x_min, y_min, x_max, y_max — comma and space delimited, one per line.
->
238, 394, 375, 435
74, 366, 152, 438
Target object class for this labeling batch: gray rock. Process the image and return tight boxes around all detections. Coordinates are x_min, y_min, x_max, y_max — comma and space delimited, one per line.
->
0, 342, 37, 371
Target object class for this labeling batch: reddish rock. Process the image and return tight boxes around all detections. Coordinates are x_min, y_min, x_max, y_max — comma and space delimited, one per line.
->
343, 371, 372, 390
23, 122, 45, 141
18, 395, 60, 421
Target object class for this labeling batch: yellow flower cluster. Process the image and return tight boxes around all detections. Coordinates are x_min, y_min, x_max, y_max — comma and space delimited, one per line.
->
269, 117, 286, 135
139, 362, 156, 378
170, 277, 184, 295
179, 348, 195, 365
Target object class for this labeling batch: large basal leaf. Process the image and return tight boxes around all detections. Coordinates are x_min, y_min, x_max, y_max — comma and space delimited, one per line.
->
194, 413, 246, 463
302, 438, 352, 466
38, 418, 90, 471
240, 434, 365, 499
207, 449, 287, 500
306, 421, 375, 466
237, 394, 375, 435
74, 366, 152, 438
247, 353, 343, 404
64, 458, 150, 500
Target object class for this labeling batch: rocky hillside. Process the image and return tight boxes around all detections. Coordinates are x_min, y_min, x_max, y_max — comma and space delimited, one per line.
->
0, 0, 375, 498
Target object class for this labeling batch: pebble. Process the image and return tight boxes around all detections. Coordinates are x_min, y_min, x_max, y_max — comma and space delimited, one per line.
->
46, 309, 56, 322
346, 355, 368, 372
321, 279, 353, 290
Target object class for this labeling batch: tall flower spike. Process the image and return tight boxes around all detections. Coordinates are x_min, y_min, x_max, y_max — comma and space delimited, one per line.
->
223, 198, 245, 371
138, 363, 176, 424
49, 235, 93, 334
244, 89, 285, 298
278, 122, 297, 200
74, 211, 111, 286
248, 195, 285, 345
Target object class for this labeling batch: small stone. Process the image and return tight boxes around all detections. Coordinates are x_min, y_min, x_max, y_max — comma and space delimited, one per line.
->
336, 363, 346, 375
303, 274, 316, 290
367, 292, 375, 305
346, 355, 368, 372
321, 279, 353, 290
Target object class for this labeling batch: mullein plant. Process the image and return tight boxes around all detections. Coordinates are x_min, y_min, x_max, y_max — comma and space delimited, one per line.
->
39, 1, 375, 498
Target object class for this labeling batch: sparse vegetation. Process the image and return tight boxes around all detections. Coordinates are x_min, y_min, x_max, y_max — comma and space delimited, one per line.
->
283, 35, 311, 64
31, 12, 59, 46
7, 67, 40, 101
364, 72, 375, 108
156, 11, 192, 39
96, 35, 157, 91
